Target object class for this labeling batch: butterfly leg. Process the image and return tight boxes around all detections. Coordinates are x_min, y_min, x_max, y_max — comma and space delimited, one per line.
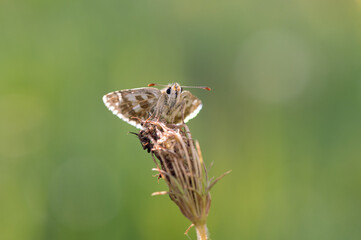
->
179, 102, 186, 123
151, 94, 167, 122
172, 101, 187, 124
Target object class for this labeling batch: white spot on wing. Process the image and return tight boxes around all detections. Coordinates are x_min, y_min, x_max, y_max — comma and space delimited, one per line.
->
126, 94, 136, 102
140, 94, 148, 100
133, 104, 141, 112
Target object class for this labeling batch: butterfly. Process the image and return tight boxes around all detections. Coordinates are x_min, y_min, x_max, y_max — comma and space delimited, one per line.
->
103, 83, 210, 129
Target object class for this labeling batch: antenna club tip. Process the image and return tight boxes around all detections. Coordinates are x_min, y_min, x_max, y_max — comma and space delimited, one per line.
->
204, 87, 211, 91
148, 83, 156, 87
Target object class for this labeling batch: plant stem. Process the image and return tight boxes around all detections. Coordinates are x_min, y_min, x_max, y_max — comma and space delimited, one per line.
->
195, 223, 208, 240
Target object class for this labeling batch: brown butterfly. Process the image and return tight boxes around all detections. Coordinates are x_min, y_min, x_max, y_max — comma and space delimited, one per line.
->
102, 83, 210, 129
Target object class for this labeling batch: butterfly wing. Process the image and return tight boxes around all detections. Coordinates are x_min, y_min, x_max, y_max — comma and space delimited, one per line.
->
103, 87, 161, 129
173, 90, 203, 124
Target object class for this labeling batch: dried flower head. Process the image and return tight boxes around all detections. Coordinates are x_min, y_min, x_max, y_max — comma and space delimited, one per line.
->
135, 120, 231, 239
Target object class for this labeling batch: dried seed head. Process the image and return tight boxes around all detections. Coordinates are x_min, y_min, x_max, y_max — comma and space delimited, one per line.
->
136, 120, 230, 229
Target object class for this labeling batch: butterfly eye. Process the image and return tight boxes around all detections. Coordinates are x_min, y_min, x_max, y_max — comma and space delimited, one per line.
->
166, 88, 171, 94
180, 87, 183, 92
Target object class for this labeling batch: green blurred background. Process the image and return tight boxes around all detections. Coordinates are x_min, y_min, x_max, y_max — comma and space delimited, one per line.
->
1, 0, 361, 239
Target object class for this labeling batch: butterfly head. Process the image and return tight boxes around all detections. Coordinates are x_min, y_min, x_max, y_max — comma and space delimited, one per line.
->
163, 83, 182, 106
166, 83, 182, 96
148, 82, 211, 92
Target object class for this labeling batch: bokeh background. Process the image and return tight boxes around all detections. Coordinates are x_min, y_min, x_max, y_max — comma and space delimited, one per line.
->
1, 0, 361, 239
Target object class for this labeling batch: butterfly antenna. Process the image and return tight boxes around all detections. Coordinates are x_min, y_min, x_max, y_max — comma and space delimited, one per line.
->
182, 85, 211, 91
148, 83, 168, 87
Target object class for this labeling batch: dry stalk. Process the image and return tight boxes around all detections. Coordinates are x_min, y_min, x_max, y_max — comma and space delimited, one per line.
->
135, 120, 231, 239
